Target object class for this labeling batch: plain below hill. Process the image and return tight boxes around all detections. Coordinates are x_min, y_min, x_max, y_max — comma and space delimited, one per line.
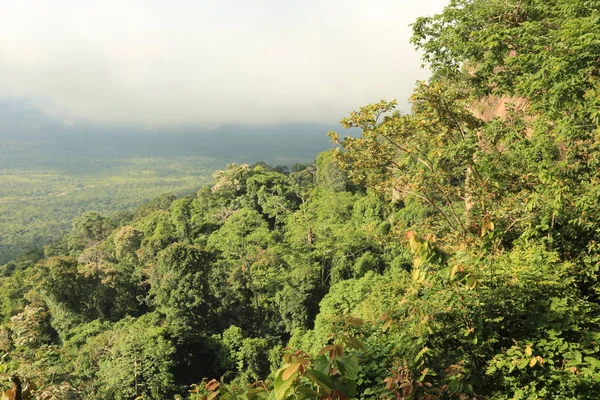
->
0, 105, 342, 264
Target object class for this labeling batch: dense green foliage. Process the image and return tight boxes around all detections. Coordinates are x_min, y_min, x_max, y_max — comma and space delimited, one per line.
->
0, 159, 389, 398
1, 0, 600, 398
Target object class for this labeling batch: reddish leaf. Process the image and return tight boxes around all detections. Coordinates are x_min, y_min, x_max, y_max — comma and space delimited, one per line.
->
206, 379, 220, 392
282, 363, 302, 381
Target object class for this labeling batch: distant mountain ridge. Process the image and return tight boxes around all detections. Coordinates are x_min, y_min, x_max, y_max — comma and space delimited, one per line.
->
0, 97, 343, 163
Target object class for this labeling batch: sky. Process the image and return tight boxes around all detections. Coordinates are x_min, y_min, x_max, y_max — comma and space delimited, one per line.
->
0, 0, 448, 128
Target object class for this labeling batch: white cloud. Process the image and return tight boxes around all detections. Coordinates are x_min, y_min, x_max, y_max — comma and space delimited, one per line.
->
0, 0, 447, 127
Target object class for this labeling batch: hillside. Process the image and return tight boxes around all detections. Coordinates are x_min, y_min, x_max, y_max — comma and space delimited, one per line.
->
1, 0, 600, 399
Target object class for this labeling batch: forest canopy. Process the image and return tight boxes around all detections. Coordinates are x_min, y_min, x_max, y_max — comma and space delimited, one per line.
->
0, 0, 599, 399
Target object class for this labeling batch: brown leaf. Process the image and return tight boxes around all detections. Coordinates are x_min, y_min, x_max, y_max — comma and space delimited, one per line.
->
206, 379, 220, 392
282, 363, 302, 381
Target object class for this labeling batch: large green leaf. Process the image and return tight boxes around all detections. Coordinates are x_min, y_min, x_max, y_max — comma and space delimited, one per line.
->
335, 356, 359, 380
305, 369, 333, 393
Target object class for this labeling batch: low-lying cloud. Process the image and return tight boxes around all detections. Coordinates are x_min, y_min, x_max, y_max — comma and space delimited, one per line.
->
0, 0, 447, 127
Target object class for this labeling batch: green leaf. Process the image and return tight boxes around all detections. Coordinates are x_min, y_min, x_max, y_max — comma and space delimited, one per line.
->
246, 388, 267, 399
296, 385, 320, 398
338, 380, 358, 398
305, 369, 333, 393
343, 335, 364, 350
517, 359, 529, 370
447, 379, 462, 394
275, 367, 295, 400
314, 354, 330, 375
335, 356, 359, 380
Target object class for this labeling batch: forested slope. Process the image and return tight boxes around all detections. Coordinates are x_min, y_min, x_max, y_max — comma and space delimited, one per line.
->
1, 0, 600, 398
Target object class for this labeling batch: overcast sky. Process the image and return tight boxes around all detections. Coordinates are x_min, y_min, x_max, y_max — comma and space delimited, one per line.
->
0, 0, 447, 127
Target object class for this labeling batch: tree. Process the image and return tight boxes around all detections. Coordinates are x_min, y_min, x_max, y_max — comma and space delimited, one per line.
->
150, 243, 214, 336
246, 170, 300, 226
70, 212, 115, 249
213, 325, 272, 383
211, 164, 254, 208
113, 226, 143, 265
330, 86, 487, 243
170, 197, 194, 243
409, 0, 600, 300
136, 210, 177, 263
411, 0, 600, 124
96, 314, 175, 399
208, 209, 282, 335
315, 151, 349, 192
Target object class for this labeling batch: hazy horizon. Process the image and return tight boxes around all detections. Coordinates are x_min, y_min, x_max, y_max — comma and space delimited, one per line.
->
0, 0, 447, 129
